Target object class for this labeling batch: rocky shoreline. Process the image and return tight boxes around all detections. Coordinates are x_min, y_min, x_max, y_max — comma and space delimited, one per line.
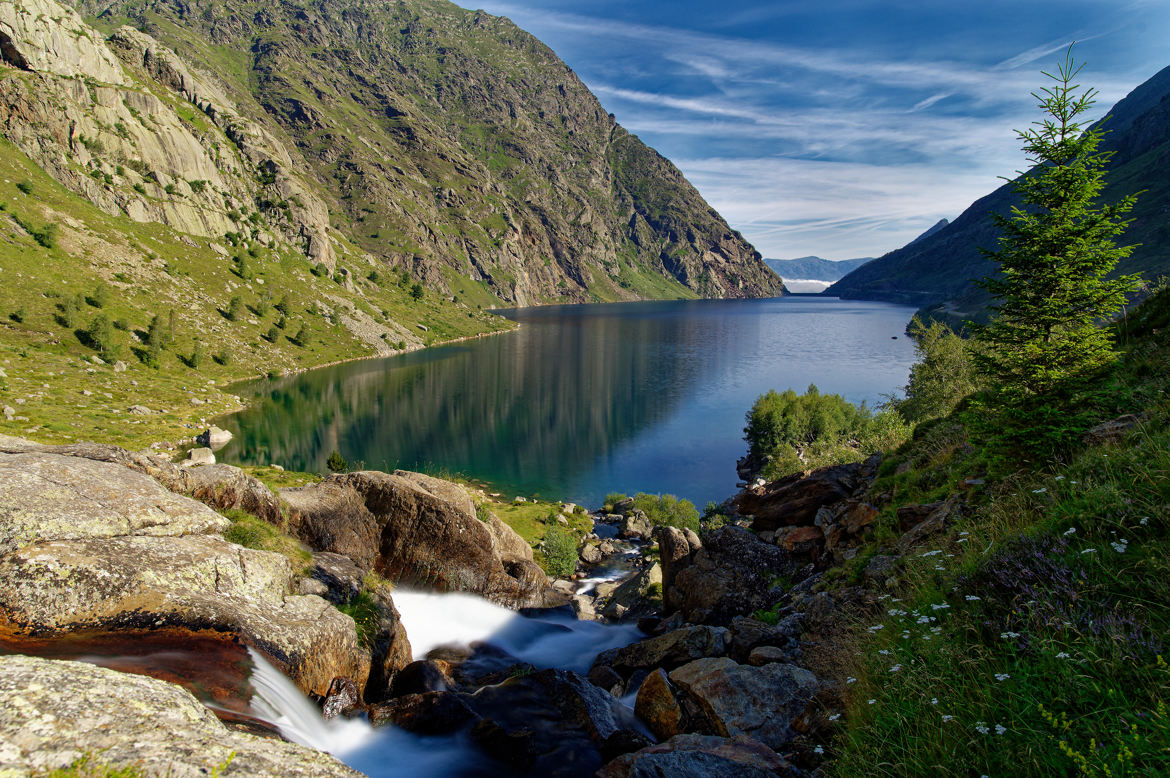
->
0, 429, 965, 776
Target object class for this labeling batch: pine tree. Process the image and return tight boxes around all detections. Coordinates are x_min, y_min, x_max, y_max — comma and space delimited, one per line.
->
974, 49, 1141, 450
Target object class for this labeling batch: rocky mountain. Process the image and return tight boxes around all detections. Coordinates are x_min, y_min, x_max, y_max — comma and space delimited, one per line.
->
1, 0, 779, 307
828, 66, 1170, 325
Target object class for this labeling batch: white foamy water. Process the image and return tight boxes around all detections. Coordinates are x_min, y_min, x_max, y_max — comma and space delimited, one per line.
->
392, 589, 641, 673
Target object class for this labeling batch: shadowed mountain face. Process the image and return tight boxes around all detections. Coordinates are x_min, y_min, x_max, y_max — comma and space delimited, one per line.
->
43, 0, 779, 306
828, 66, 1170, 325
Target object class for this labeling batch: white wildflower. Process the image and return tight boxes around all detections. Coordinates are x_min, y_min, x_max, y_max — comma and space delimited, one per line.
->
1055, 652, 1070, 659
1063, 527, 1076, 536
868, 699, 876, 705
995, 724, 1007, 736
974, 721, 989, 735
931, 603, 950, 611
868, 624, 884, 632
941, 714, 954, 722
889, 664, 902, 673
846, 677, 857, 684
1111, 540, 1128, 553
965, 595, 981, 601
994, 673, 1010, 682
814, 745, 825, 755
1032, 488, 1047, 494
878, 649, 890, 655
930, 698, 938, 705
1000, 631, 1020, 639
1081, 548, 1098, 554
829, 713, 841, 721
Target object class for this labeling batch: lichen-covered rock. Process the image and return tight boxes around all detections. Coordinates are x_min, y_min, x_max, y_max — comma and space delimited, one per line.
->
668, 657, 818, 750
597, 733, 796, 778
282, 470, 549, 608
0, 655, 362, 777
0, 533, 368, 696
633, 668, 685, 741
0, 450, 228, 555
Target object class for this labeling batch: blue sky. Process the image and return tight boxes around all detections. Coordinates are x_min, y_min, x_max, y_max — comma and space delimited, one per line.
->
454, 0, 1170, 260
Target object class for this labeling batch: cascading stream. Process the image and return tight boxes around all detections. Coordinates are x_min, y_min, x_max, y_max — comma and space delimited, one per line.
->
245, 587, 645, 776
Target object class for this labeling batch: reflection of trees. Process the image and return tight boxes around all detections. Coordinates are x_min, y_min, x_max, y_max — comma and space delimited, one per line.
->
219, 302, 745, 494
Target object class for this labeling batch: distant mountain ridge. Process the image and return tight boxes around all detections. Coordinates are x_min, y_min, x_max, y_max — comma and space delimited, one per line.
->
828, 66, 1170, 324
765, 256, 873, 283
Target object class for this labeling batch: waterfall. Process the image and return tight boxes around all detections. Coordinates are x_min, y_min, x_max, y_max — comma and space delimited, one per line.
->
244, 590, 644, 776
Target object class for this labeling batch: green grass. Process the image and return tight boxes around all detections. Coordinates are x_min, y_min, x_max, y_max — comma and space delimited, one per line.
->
219, 508, 311, 573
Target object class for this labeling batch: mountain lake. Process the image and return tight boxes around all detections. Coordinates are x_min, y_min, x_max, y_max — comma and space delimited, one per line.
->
218, 296, 919, 508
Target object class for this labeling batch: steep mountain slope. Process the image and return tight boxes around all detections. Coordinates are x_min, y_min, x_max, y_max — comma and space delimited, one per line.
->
28, 0, 778, 306
828, 66, 1170, 324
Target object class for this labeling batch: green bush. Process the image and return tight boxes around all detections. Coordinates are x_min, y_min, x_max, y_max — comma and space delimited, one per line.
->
630, 492, 700, 532
84, 314, 118, 358
539, 526, 578, 578
745, 385, 911, 481
16, 180, 33, 195
9, 308, 24, 324
29, 221, 58, 249
603, 492, 627, 513
226, 296, 243, 321
86, 284, 109, 309
326, 449, 347, 473
893, 317, 982, 423
410, 282, 424, 300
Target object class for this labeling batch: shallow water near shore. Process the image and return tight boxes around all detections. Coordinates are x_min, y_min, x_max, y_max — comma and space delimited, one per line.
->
220, 296, 917, 507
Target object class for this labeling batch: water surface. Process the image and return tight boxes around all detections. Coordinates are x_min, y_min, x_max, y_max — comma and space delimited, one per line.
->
220, 297, 917, 507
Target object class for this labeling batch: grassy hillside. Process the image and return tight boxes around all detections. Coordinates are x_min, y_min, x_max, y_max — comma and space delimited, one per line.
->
0, 136, 510, 449
813, 287, 1170, 775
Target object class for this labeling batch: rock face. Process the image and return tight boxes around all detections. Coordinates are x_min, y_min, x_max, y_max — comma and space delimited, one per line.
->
0, 655, 362, 777
733, 459, 875, 532
282, 470, 548, 607
0, 0, 781, 305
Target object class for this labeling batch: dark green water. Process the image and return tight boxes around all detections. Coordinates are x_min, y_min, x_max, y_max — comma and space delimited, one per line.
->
218, 297, 918, 507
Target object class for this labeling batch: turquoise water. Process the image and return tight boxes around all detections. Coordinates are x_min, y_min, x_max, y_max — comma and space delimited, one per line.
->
218, 297, 917, 508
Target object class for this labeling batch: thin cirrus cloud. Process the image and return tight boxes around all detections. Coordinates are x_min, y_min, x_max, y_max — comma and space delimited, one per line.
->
460, 1, 1167, 259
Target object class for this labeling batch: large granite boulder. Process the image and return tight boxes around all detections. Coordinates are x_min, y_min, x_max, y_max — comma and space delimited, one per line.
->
0, 533, 368, 696
598, 733, 796, 778
592, 625, 730, 678
667, 657, 818, 750
0, 450, 227, 554
0, 655, 361, 777
282, 470, 548, 607
0, 444, 367, 697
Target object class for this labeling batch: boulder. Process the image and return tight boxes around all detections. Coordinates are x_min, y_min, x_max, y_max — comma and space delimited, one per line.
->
322, 676, 361, 720
668, 657, 818, 750
896, 495, 965, 553
364, 586, 414, 703
580, 542, 604, 565
390, 659, 454, 696
185, 447, 216, 465
0, 533, 369, 697
179, 463, 284, 523
633, 668, 685, 741
658, 526, 700, 609
593, 625, 730, 677
666, 527, 798, 625
196, 425, 234, 448
597, 733, 796, 778
600, 561, 662, 622
0, 449, 228, 555
620, 510, 654, 540
733, 458, 877, 532
368, 691, 477, 734
0, 655, 361, 777
308, 551, 366, 604
1083, 413, 1142, 446
281, 470, 548, 608
463, 668, 651, 777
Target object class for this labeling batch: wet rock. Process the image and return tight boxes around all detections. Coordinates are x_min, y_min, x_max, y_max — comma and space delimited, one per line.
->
0, 654, 361, 776
196, 426, 233, 448
633, 668, 685, 741
588, 664, 624, 696
600, 562, 662, 622
322, 676, 360, 719
598, 733, 797, 778
464, 668, 651, 777
368, 691, 477, 734
282, 470, 548, 608
391, 660, 454, 696
580, 542, 604, 565
362, 586, 414, 703
668, 657, 818, 749
0, 533, 369, 697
